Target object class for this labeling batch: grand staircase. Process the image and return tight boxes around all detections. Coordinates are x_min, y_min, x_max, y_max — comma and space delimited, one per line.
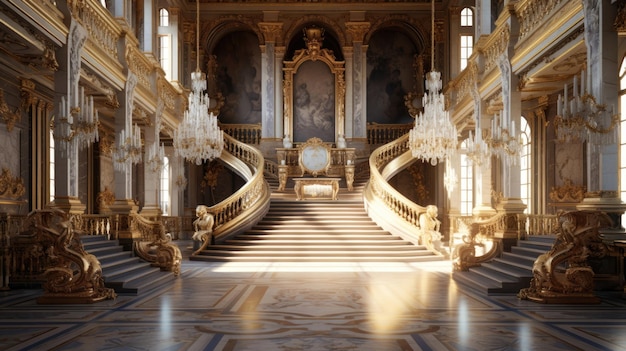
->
81, 235, 177, 294
191, 173, 445, 263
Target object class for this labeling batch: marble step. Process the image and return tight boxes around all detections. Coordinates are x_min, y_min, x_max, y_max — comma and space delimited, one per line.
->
82, 235, 176, 295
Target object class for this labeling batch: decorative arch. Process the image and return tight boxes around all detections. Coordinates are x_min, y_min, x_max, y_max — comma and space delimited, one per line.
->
365, 18, 426, 124
200, 19, 263, 124
283, 26, 346, 144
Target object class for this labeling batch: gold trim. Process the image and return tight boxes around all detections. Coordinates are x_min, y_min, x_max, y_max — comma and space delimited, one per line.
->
0, 168, 25, 199
283, 26, 346, 143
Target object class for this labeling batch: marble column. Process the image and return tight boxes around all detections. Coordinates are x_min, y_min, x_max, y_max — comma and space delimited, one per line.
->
258, 22, 283, 141
51, 19, 87, 214
577, 0, 625, 236
346, 21, 370, 144
110, 72, 140, 249
140, 101, 164, 218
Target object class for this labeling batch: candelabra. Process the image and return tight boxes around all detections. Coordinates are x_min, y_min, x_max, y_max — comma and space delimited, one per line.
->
54, 86, 99, 152
555, 69, 618, 145
145, 142, 165, 173
487, 112, 521, 167
444, 156, 458, 194
113, 122, 142, 172
466, 127, 491, 167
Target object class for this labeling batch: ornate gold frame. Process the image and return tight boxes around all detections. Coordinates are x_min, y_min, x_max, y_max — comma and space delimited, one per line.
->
283, 27, 345, 144
298, 137, 331, 177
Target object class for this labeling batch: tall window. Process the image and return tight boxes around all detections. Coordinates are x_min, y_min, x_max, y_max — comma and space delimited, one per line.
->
460, 140, 473, 215
158, 9, 172, 79
460, 8, 474, 70
159, 35, 172, 79
519, 117, 531, 214
49, 129, 55, 203
619, 57, 626, 224
160, 156, 170, 215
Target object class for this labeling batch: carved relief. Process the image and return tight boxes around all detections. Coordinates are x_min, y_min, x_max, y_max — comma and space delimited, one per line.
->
0, 90, 20, 132
0, 168, 25, 199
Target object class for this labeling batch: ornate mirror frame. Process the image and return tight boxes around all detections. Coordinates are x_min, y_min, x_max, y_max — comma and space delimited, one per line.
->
298, 137, 331, 177
283, 26, 345, 144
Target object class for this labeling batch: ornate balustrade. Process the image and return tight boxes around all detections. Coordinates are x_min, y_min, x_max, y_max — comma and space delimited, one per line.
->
367, 122, 413, 145
362, 134, 444, 253
192, 133, 271, 254
220, 123, 262, 145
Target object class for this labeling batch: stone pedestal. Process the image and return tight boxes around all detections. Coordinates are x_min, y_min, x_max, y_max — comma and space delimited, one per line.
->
495, 198, 527, 251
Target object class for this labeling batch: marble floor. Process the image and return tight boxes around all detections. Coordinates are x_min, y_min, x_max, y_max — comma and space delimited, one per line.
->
2, 241, 626, 351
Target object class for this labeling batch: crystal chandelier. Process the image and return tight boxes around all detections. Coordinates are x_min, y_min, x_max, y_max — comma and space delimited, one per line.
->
55, 86, 99, 152
173, 0, 223, 166
113, 122, 142, 172
554, 69, 618, 145
409, 0, 458, 166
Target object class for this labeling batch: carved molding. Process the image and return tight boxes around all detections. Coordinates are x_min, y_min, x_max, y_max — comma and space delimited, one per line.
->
550, 179, 586, 203
0, 90, 20, 132
0, 168, 25, 199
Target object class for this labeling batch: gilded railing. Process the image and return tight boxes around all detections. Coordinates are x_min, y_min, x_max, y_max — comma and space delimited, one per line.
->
526, 214, 559, 237
193, 133, 270, 254
220, 123, 262, 145
363, 134, 438, 252
129, 213, 182, 276
367, 122, 413, 145
452, 213, 506, 271
69, 0, 121, 62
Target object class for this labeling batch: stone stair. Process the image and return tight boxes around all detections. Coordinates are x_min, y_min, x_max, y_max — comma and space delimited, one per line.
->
192, 200, 442, 262
81, 235, 177, 294
452, 235, 556, 294
192, 171, 444, 263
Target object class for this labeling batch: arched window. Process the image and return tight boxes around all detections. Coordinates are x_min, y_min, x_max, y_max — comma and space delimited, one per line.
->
460, 139, 473, 215
160, 156, 170, 215
461, 7, 473, 27
460, 8, 474, 70
159, 9, 169, 26
519, 116, 531, 214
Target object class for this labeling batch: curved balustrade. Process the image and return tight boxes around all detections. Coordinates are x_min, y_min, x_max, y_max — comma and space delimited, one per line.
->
220, 123, 262, 145
363, 134, 433, 250
192, 133, 271, 255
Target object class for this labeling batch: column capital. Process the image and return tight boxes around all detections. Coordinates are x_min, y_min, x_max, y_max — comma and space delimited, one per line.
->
346, 22, 371, 44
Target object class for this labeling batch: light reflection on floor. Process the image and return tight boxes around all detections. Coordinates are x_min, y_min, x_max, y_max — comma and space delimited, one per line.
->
0, 241, 624, 351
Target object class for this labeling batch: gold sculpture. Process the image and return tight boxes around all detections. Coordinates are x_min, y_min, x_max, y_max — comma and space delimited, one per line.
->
518, 211, 612, 304
418, 205, 448, 257
192, 205, 215, 244
130, 213, 182, 276
31, 209, 117, 304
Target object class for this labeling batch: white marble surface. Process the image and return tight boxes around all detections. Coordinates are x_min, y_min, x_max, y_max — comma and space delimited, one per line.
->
0, 242, 625, 351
